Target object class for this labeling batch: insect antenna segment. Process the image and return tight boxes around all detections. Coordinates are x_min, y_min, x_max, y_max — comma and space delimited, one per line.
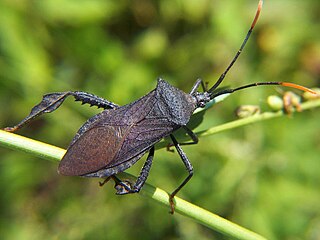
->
204, 0, 315, 100
207, 0, 264, 93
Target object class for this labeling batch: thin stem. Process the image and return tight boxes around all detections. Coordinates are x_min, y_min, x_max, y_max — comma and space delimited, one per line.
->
0, 98, 319, 240
0, 129, 265, 240
135, 173, 267, 240
198, 98, 320, 138
155, 98, 320, 148
0, 130, 65, 161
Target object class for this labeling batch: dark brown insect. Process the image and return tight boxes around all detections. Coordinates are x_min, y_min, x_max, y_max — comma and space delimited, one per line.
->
4, 0, 315, 213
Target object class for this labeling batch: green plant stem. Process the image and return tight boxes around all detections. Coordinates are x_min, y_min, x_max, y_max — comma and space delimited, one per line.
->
155, 98, 320, 148
0, 129, 265, 240
0, 129, 65, 161
1, 99, 319, 240
137, 178, 267, 240
198, 99, 320, 137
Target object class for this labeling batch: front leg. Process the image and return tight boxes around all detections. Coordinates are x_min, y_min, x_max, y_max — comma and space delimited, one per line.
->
167, 125, 198, 151
189, 78, 207, 95
180, 126, 199, 145
4, 91, 119, 132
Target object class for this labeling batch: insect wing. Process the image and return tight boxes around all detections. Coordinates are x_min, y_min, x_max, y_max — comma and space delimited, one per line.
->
113, 117, 178, 163
58, 90, 159, 176
58, 124, 126, 176
58, 87, 182, 177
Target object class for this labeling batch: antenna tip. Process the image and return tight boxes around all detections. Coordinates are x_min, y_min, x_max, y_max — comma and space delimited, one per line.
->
281, 82, 317, 94
259, 0, 264, 9
251, 0, 264, 29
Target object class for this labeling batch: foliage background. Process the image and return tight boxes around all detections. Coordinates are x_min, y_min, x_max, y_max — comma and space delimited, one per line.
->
0, 0, 319, 239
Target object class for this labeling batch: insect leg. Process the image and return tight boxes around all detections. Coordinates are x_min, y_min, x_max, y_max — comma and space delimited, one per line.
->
189, 78, 207, 95
169, 134, 194, 214
181, 126, 199, 145
131, 146, 155, 192
114, 146, 155, 195
4, 91, 119, 132
166, 126, 198, 151
71, 91, 119, 109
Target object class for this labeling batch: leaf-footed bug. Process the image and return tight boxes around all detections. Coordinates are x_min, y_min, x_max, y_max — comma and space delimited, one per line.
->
4, 0, 316, 213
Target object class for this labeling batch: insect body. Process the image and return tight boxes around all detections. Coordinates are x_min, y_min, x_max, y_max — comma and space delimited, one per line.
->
59, 79, 197, 178
4, 0, 315, 213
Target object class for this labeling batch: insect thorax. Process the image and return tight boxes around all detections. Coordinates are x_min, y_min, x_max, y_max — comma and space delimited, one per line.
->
155, 78, 197, 125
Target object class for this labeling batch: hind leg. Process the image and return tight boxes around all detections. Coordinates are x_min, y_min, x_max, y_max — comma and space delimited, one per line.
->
4, 91, 119, 132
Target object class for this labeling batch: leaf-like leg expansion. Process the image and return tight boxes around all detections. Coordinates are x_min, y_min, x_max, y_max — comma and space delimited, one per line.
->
114, 146, 155, 195
4, 91, 119, 132
169, 134, 194, 214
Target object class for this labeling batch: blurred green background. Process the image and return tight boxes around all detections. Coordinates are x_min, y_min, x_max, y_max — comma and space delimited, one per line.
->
0, 0, 319, 239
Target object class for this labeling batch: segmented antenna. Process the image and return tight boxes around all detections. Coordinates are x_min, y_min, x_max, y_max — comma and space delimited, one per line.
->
206, 0, 316, 99
208, 0, 263, 93
210, 82, 317, 99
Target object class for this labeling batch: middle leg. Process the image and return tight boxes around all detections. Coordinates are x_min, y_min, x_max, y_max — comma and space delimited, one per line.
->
114, 146, 155, 195
169, 134, 194, 213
